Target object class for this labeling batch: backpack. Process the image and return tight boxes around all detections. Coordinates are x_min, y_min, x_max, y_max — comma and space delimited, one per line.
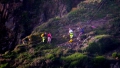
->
80, 28, 84, 33
41, 33, 44, 37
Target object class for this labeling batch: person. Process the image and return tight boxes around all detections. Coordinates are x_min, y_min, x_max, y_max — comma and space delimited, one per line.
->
41, 33, 45, 43
47, 32, 52, 43
44, 32, 47, 43
79, 27, 84, 36
68, 28, 73, 43
77, 27, 84, 41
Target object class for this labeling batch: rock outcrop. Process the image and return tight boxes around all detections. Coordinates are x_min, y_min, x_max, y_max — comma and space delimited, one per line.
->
0, 0, 82, 53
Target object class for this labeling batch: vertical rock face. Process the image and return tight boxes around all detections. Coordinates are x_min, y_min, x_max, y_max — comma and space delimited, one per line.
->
0, 0, 82, 53
0, 1, 23, 53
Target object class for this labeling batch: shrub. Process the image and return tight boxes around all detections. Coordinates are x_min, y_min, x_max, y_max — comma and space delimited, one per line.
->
28, 33, 41, 44
61, 53, 88, 67
33, 17, 60, 34
93, 56, 109, 68
17, 52, 32, 60
85, 35, 120, 54
14, 44, 27, 53
69, 60, 79, 67
118, 53, 120, 59
3, 51, 16, 58
45, 53, 54, 59
0, 63, 8, 68
95, 28, 108, 35
112, 52, 117, 58
109, 17, 120, 36
112, 52, 120, 59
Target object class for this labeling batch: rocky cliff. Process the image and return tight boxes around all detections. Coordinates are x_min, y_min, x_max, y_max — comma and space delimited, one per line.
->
0, 0, 82, 53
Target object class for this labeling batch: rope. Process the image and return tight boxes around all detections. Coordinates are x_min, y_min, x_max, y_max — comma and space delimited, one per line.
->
88, 0, 107, 23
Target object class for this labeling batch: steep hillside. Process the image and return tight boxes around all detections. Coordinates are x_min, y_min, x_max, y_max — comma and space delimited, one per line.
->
0, 0, 82, 53
1, 0, 120, 68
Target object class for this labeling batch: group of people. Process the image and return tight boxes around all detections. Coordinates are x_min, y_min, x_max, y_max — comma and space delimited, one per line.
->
68, 27, 84, 43
41, 27, 84, 44
41, 32, 52, 43
22, 27, 84, 44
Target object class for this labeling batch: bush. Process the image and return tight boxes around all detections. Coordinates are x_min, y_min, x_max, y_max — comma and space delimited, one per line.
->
95, 27, 108, 35
109, 17, 120, 36
28, 33, 41, 44
14, 44, 27, 53
112, 52, 117, 58
93, 56, 109, 68
118, 53, 120, 59
33, 17, 60, 34
112, 52, 120, 59
61, 53, 88, 67
85, 35, 120, 54
0, 63, 8, 68
3, 51, 16, 58
45, 53, 55, 60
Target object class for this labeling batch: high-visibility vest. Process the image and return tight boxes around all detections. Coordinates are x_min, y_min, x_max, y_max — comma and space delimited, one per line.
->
70, 32, 73, 35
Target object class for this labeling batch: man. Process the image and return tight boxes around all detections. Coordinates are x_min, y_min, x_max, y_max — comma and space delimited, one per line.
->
77, 27, 84, 41
69, 28, 73, 43
41, 33, 45, 43
47, 32, 52, 43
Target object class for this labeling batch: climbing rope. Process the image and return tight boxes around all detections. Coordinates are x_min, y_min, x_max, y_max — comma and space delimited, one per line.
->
88, 0, 107, 23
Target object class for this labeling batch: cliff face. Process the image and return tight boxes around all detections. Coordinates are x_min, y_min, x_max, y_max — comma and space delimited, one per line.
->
0, 1, 22, 53
0, 0, 82, 53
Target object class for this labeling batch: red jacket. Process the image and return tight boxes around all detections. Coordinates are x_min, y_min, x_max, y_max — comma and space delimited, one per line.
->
47, 33, 52, 38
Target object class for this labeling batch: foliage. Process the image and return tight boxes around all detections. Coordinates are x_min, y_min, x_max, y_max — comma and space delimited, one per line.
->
45, 53, 55, 60
33, 17, 60, 33
109, 17, 120, 36
3, 51, 16, 58
67, 1, 106, 23
94, 35, 108, 39
93, 56, 109, 68
28, 33, 42, 43
30, 57, 45, 67
13, 44, 27, 53
112, 52, 117, 58
32, 17, 69, 44
95, 27, 108, 35
112, 52, 120, 59
35, 44, 54, 51
2, 0, 120, 68
85, 35, 120, 55
61, 53, 88, 67
17, 52, 32, 60
0, 63, 8, 68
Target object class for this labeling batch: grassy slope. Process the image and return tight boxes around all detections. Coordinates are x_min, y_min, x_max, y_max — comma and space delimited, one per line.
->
1, 0, 120, 68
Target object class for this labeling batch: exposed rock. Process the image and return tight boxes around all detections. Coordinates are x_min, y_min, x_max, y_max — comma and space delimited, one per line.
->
0, 0, 82, 53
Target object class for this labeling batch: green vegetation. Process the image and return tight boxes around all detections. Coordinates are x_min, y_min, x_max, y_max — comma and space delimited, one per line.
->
93, 56, 109, 68
112, 52, 117, 58
68, 0, 106, 22
3, 51, 16, 58
112, 52, 120, 59
0, 63, 8, 68
109, 17, 120, 36
61, 53, 88, 67
85, 35, 120, 55
33, 17, 61, 34
1, 0, 120, 68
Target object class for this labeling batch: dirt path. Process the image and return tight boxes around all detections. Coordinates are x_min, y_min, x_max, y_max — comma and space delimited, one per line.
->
57, 18, 109, 51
